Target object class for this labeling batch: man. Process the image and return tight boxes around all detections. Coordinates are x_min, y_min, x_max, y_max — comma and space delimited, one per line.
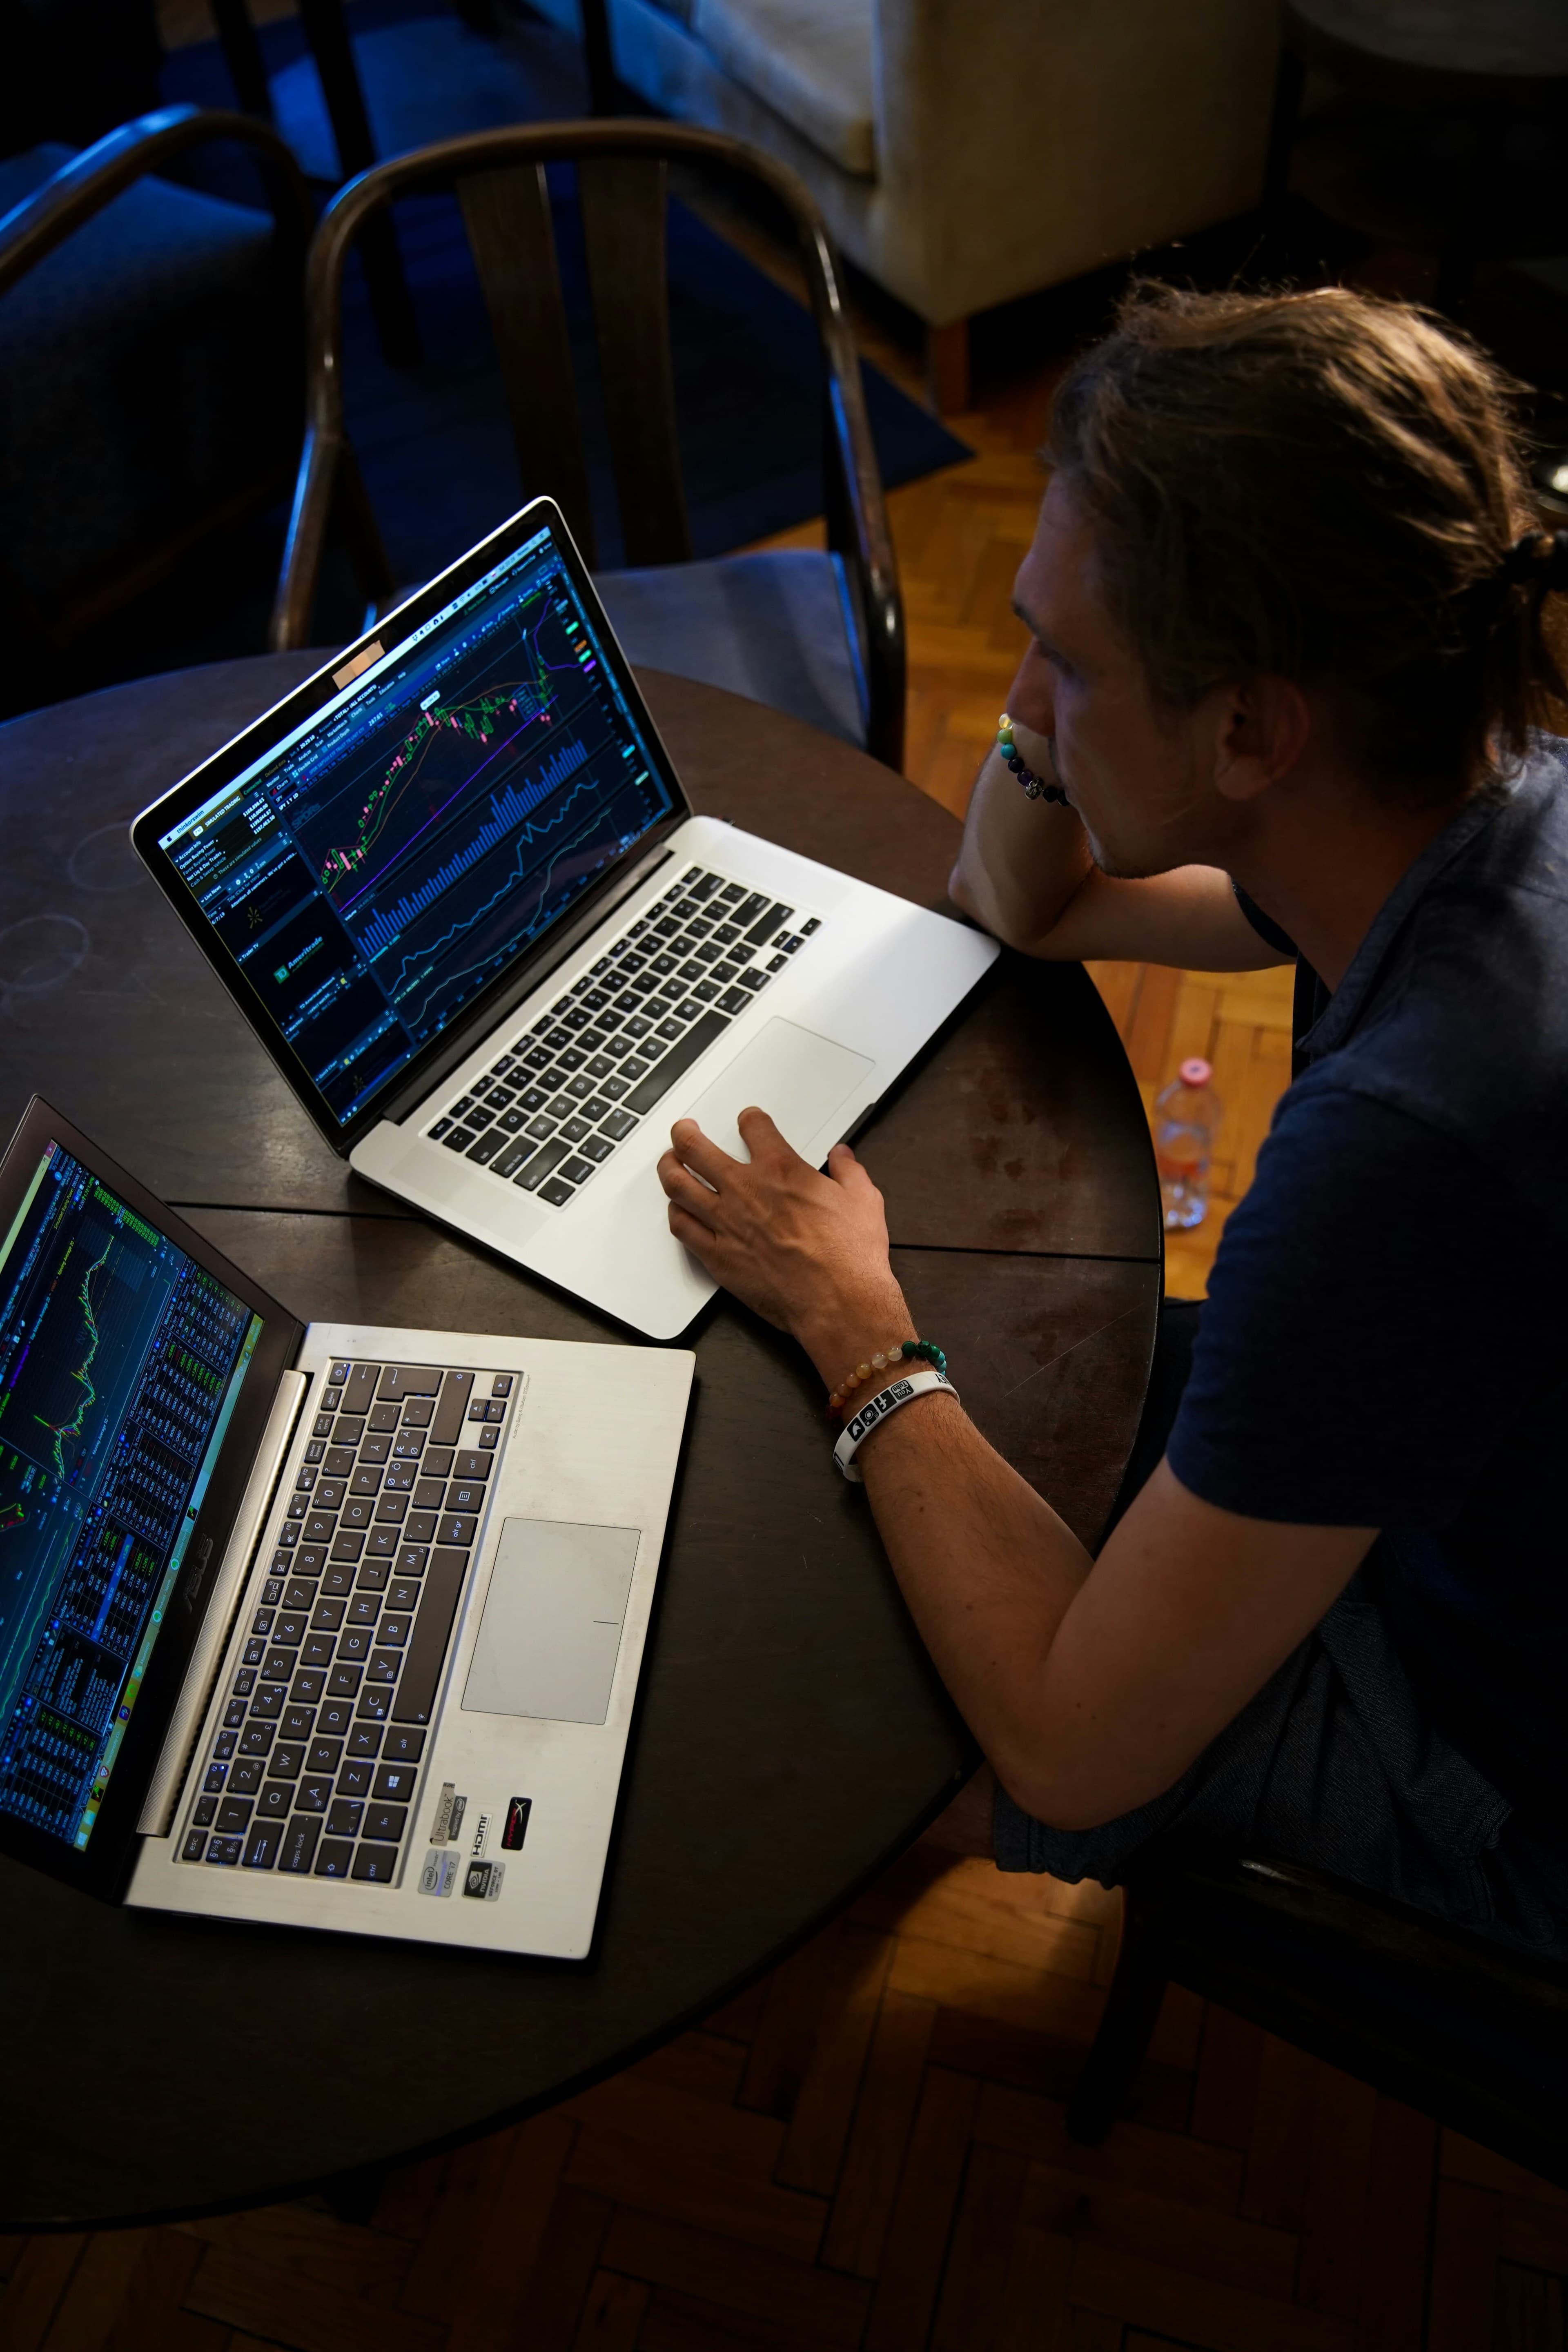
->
655, 284, 1568, 1952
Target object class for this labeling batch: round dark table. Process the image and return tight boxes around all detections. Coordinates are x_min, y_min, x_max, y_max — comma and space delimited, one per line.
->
0, 659, 1161, 2230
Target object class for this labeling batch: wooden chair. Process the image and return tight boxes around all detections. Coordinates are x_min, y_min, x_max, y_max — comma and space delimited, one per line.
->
0, 103, 310, 699
1067, 1850, 1568, 2192
269, 119, 906, 768
200, 0, 625, 361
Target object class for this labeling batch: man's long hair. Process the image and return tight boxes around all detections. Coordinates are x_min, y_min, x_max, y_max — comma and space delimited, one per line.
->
1049, 283, 1567, 802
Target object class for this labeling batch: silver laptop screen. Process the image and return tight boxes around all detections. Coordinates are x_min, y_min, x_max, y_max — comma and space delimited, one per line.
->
155, 521, 680, 1130
0, 1142, 261, 1851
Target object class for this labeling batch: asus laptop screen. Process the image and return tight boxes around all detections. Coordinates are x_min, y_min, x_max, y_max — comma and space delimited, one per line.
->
0, 1140, 263, 1855
146, 515, 683, 1139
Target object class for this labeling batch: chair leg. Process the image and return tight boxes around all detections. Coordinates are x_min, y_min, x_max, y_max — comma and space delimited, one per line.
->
296, 0, 378, 178
209, 0, 274, 120
580, 0, 619, 116
1066, 1887, 1172, 2145
295, 0, 421, 364
925, 318, 969, 416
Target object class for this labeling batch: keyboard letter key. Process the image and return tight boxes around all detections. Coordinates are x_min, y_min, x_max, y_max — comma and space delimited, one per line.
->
279, 1817, 322, 1873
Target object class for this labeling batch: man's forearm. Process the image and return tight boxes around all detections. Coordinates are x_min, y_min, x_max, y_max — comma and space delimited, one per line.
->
950, 745, 1093, 951
854, 1391, 1094, 1811
951, 746, 1293, 972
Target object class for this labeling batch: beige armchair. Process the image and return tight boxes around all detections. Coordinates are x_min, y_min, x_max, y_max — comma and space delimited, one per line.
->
527, 0, 1281, 407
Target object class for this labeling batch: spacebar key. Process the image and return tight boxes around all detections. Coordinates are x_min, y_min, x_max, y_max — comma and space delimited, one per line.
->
391, 1547, 467, 1724
623, 1011, 731, 1117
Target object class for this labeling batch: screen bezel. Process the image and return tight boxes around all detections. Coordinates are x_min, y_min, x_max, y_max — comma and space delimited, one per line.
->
129, 498, 694, 1157
0, 1098, 304, 1900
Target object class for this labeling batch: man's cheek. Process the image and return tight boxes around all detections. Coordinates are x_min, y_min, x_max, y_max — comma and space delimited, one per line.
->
1010, 646, 1056, 735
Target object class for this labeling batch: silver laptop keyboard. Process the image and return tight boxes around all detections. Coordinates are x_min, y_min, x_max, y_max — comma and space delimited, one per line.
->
426, 863, 820, 1205
178, 1359, 515, 1884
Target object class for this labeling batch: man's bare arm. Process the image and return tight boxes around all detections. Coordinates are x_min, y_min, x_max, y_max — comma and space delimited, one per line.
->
951, 742, 1291, 973
656, 1112, 1367, 1836
856, 1403, 1372, 1831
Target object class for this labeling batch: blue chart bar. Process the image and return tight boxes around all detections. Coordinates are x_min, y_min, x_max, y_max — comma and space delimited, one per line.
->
356, 738, 588, 957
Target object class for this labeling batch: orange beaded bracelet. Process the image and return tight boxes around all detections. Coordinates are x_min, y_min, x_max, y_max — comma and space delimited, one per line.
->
828, 1338, 947, 1415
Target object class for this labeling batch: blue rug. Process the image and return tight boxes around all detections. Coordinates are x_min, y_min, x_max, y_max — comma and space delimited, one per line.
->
162, 8, 971, 586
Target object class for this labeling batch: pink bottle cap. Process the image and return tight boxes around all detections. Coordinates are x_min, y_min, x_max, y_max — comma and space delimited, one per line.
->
1178, 1058, 1212, 1086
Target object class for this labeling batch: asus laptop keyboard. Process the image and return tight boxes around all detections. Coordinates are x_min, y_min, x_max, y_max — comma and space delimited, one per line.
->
178, 1360, 513, 1883
426, 864, 820, 1205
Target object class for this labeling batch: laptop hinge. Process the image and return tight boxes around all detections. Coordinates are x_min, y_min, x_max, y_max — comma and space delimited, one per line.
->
136, 1367, 309, 1838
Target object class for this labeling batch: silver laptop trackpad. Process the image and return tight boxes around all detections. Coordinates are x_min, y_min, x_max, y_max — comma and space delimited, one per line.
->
685, 1017, 873, 1162
462, 1519, 641, 1726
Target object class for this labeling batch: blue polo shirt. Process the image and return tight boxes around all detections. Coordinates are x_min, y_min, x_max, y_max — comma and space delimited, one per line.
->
1167, 739, 1568, 1833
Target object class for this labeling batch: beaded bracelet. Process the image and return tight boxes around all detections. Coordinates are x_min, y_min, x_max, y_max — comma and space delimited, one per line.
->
828, 1337, 947, 1415
998, 713, 1069, 805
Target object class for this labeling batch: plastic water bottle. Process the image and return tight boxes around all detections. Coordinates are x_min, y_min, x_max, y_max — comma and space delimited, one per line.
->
1154, 1057, 1220, 1230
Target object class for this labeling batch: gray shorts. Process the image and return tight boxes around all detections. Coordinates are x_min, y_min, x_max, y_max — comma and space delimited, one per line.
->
993, 1565, 1568, 1959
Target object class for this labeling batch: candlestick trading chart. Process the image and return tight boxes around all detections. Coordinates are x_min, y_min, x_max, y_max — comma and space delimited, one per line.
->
0, 1144, 258, 1848
160, 523, 679, 1130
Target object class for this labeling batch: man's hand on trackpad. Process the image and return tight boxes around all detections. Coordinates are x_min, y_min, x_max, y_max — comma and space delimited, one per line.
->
657, 1110, 913, 1385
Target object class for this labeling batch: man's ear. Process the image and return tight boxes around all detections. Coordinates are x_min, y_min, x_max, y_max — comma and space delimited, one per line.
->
1208, 675, 1312, 804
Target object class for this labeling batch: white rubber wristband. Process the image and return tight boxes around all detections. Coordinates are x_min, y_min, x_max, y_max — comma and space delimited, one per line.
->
833, 1365, 960, 1482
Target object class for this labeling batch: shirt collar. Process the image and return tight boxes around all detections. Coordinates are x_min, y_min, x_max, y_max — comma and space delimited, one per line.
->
1300, 779, 1513, 1060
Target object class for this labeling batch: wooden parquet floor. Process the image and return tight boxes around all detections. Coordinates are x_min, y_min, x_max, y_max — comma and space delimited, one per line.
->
13, 171, 1568, 2352
9, 1844, 1568, 2350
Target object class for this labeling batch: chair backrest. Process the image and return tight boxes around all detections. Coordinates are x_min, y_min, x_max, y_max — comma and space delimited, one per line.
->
1074, 1851, 1568, 2192
458, 146, 686, 570
271, 119, 904, 768
0, 104, 310, 684
0, 100, 310, 305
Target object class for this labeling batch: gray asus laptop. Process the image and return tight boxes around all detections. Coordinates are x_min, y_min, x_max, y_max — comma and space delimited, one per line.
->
131, 500, 997, 1339
0, 1098, 690, 1956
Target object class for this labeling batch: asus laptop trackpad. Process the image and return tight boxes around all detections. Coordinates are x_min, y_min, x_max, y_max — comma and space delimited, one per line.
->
463, 1519, 641, 1726
686, 1018, 873, 1163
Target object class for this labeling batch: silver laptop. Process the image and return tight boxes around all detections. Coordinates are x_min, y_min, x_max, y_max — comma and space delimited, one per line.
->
0, 1099, 691, 1958
130, 500, 998, 1339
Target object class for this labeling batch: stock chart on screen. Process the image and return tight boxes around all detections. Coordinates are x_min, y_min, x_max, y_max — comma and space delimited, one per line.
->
0, 1145, 260, 1848
160, 525, 679, 1127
